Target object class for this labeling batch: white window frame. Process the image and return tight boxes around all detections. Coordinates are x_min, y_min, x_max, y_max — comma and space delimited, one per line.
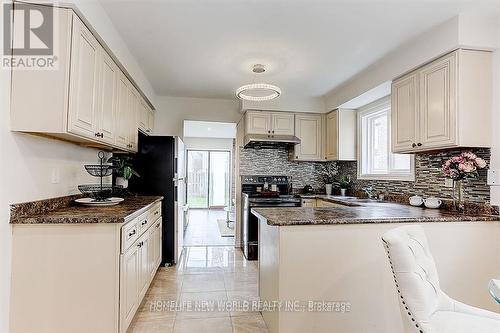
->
357, 96, 415, 181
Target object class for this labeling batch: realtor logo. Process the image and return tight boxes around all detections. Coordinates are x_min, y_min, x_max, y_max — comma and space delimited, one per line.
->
2, 2, 58, 69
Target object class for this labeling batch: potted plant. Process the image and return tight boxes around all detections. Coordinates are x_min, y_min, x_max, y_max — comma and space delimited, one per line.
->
321, 163, 339, 195
337, 175, 352, 197
107, 156, 140, 189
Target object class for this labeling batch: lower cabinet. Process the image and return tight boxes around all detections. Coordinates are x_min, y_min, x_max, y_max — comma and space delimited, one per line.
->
9, 200, 163, 333
119, 214, 162, 333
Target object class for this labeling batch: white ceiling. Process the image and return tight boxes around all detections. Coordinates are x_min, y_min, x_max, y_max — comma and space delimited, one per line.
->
99, 0, 500, 100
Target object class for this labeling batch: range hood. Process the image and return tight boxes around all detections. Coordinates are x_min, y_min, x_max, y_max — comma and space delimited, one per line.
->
243, 134, 301, 149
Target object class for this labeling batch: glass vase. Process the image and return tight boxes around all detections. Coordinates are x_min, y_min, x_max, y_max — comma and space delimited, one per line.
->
452, 180, 464, 212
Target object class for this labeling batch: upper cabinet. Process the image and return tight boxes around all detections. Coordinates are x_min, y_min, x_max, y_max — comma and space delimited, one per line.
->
67, 16, 100, 140
291, 114, 323, 161
325, 109, 356, 161
391, 49, 492, 153
245, 111, 294, 136
10, 3, 155, 152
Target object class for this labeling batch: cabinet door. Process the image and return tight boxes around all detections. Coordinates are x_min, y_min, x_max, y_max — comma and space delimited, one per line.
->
120, 245, 139, 332
115, 74, 129, 149
147, 109, 155, 135
325, 111, 338, 160
392, 73, 419, 153
271, 113, 295, 135
419, 52, 457, 149
67, 16, 100, 139
138, 102, 148, 133
138, 236, 150, 299
245, 111, 271, 135
128, 88, 139, 152
96, 50, 117, 145
293, 114, 323, 161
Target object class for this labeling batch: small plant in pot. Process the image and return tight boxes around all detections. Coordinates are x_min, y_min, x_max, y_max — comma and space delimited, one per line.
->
107, 156, 140, 189
321, 163, 339, 195
336, 175, 352, 197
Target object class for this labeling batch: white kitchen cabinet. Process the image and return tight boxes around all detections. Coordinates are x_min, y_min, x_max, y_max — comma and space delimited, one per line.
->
325, 109, 356, 161
120, 243, 140, 331
96, 50, 118, 145
291, 114, 323, 161
271, 112, 295, 135
147, 108, 155, 135
245, 111, 272, 134
245, 111, 295, 136
115, 73, 130, 150
391, 73, 418, 152
138, 233, 150, 299
391, 49, 492, 153
10, 200, 163, 333
138, 102, 149, 133
128, 88, 139, 152
67, 15, 100, 140
10, 4, 154, 152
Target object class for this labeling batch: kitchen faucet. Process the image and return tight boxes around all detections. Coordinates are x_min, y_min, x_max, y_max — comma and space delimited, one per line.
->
363, 187, 377, 199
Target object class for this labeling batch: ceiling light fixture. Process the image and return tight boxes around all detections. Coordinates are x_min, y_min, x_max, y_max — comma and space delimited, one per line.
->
236, 64, 281, 102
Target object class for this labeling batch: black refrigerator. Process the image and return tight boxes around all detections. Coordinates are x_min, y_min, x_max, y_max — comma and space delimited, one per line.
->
129, 133, 185, 266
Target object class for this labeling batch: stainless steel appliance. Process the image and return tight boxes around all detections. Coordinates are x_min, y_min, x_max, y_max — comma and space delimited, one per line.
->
243, 134, 301, 149
241, 175, 300, 260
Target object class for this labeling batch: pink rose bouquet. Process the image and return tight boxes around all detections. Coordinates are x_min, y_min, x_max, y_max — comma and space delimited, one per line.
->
442, 152, 487, 180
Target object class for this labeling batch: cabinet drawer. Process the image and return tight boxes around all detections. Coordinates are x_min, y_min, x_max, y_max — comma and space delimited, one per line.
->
121, 220, 139, 253
148, 202, 162, 224
137, 210, 150, 234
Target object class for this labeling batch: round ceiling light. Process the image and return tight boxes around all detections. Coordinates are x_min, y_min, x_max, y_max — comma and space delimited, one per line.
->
236, 64, 281, 102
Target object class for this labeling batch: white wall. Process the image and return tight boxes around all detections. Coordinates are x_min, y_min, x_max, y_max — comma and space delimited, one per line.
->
154, 96, 241, 137
324, 14, 499, 110
0, 2, 155, 331
184, 138, 234, 151
241, 95, 325, 113
489, 20, 500, 206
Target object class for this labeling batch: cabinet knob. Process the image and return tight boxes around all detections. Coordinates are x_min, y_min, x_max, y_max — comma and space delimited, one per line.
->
142, 220, 147, 226
412, 143, 417, 148
272, 130, 274, 133
295, 156, 298, 159
417, 143, 422, 147
128, 230, 136, 237
268, 130, 270, 133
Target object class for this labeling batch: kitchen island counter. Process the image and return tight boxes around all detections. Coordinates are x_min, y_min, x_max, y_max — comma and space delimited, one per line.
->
255, 199, 500, 333
251, 199, 500, 226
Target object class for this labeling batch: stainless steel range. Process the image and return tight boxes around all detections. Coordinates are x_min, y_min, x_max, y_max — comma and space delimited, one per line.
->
241, 175, 301, 260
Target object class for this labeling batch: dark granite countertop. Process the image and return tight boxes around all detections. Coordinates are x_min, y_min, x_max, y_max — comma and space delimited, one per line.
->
10, 196, 163, 224
251, 198, 500, 226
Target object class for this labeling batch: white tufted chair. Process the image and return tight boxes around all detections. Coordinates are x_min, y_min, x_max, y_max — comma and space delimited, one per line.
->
382, 225, 500, 333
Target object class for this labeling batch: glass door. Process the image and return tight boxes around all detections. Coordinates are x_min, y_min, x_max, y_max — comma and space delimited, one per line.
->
186, 150, 231, 209
187, 151, 209, 208
209, 151, 230, 208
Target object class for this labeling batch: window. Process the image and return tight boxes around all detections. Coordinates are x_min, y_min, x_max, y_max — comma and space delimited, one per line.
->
358, 97, 414, 181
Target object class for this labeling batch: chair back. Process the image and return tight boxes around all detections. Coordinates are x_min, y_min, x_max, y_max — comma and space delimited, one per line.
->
382, 226, 442, 333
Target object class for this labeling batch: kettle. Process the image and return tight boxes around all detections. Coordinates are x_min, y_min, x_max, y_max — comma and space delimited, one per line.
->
303, 185, 314, 194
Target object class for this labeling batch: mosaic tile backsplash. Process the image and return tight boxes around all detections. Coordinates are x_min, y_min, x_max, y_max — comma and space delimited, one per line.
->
239, 147, 491, 203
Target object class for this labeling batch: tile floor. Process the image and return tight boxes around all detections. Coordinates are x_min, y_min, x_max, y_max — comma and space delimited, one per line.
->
184, 209, 235, 246
128, 246, 268, 333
